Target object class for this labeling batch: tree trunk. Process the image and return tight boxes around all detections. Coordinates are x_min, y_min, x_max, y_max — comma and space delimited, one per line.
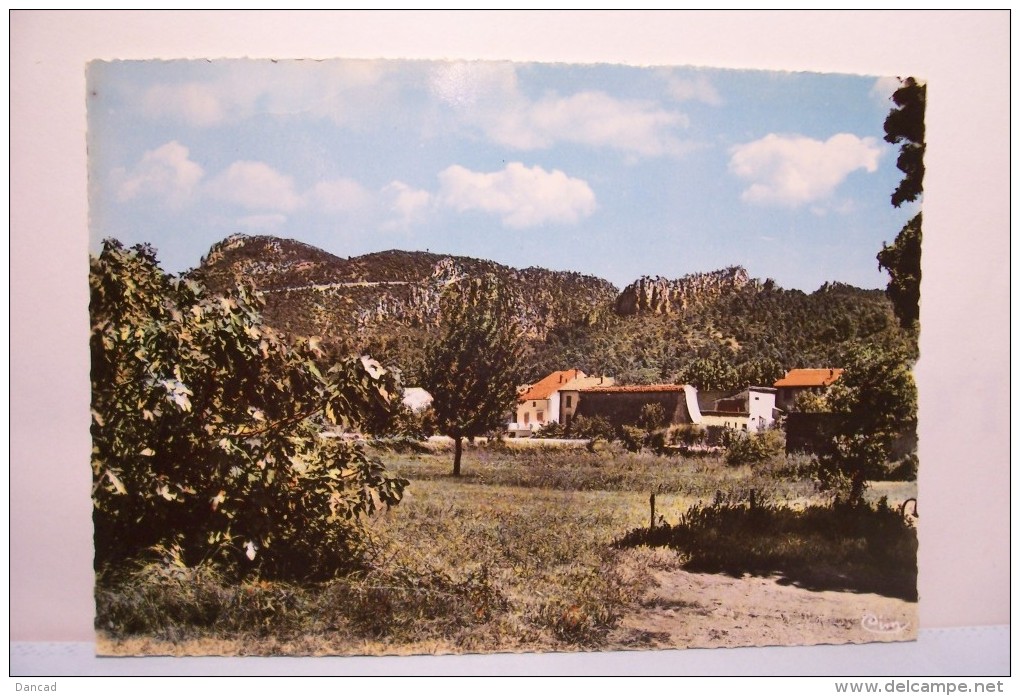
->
452, 436, 463, 477
849, 472, 867, 507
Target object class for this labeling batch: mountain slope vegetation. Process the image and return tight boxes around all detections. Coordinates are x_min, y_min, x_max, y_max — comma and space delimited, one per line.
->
188, 234, 909, 390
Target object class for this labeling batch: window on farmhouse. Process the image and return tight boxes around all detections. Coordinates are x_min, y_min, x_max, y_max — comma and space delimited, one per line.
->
537, 411, 545, 423
566, 395, 573, 408
524, 412, 530, 425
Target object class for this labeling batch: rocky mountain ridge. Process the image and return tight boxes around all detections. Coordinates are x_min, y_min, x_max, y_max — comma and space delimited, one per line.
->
187, 233, 903, 387
190, 234, 620, 345
615, 267, 757, 316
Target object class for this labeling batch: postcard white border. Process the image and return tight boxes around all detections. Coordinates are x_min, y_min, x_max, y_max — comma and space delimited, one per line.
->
10, 10, 1011, 673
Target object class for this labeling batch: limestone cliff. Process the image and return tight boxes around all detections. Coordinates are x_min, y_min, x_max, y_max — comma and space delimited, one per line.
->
615, 267, 756, 316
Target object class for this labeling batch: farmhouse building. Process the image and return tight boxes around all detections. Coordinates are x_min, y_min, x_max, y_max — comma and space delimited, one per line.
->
574, 384, 703, 429
555, 374, 616, 428
698, 386, 778, 432
774, 368, 843, 411
508, 370, 615, 436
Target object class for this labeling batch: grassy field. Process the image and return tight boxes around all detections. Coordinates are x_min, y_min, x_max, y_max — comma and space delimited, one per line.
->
95, 439, 917, 655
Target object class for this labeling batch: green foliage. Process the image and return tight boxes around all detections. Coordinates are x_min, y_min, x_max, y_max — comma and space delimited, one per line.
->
534, 420, 567, 439
723, 429, 785, 467
618, 425, 647, 453
637, 402, 668, 431
193, 233, 914, 397
884, 77, 926, 208
420, 276, 524, 475
793, 388, 829, 413
667, 424, 707, 448
614, 497, 917, 600
878, 212, 922, 330
879, 77, 924, 331
530, 280, 902, 393
570, 414, 615, 445
371, 401, 437, 440
537, 573, 623, 647
682, 355, 741, 392
90, 239, 408, 580
814, 344, 918, 506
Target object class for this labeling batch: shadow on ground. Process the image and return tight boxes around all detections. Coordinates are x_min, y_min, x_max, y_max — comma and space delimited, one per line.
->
614, 501, 918, 601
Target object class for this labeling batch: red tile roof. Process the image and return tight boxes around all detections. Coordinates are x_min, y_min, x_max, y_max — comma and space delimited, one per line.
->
519, 369, 585, 401
579, 384, 687, 393
774, 368, 844, 388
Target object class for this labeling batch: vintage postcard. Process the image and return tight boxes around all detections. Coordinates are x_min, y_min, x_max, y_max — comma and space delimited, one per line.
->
87, 58, 922, 656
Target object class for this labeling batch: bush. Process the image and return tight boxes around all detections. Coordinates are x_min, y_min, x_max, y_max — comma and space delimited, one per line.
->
90, 240, 408, 580
724, 429, 785, 467
614, 498, 917, 600
570, 415, 615, 442
618, 425, 646, 453
668, 424, 707, 447
637, 403, 668, 431
534, 421, 567, 438
378, 404, 437, 440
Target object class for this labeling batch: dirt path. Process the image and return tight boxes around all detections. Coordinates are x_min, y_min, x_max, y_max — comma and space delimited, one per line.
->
611, 552, 917, 650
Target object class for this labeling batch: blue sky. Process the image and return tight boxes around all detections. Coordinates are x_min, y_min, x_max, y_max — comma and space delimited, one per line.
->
87, 59, 919, 291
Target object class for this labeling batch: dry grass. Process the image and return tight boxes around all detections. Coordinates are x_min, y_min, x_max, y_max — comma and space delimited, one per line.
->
95, 442, 916, 655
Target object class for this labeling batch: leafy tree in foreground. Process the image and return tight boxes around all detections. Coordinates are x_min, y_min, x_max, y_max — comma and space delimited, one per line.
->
91, 239, 407, 580
421, 276, 523, 476
814, 344, 917, 507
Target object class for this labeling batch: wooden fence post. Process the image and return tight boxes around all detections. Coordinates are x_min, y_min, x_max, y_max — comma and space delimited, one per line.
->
649, 492, 656, 529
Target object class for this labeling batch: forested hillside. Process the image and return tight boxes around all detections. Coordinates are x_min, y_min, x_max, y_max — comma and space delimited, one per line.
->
189, 234, 910, 390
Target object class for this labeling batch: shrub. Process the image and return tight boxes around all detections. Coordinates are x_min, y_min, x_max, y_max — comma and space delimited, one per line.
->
637, 403, 668, 431
668, 424, 707, 447
90, 240, 408, 580
723, 429, 785, 467
534, 421, 566, 438
614, 498, 917, 600
570, 415, 615, 443
379, 404, 437, 440
618, 425, 646, 453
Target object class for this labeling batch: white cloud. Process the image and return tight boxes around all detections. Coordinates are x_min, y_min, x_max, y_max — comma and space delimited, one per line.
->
438, 162, 596, 228
428, 62, 518, 108
138, 60, 394, 128
729, 133, 882, 207
115, 141, 204, 205
207, 161, 304, 212
135, 61, 690, 160
310, 178, 373, 213
870, 76, 903, 106
664, 73, 722, 105
382, 181, 433, 230
141, 83, 233, 128
489, 91, 690, 158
